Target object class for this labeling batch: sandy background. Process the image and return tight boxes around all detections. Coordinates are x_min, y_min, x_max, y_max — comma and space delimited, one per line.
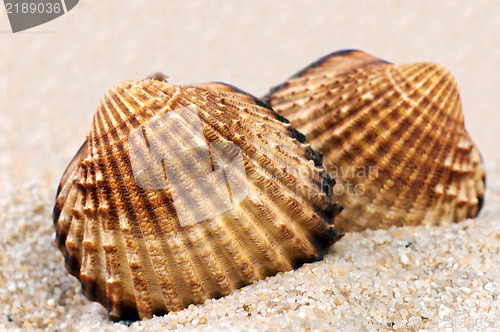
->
0, 1, 499, 331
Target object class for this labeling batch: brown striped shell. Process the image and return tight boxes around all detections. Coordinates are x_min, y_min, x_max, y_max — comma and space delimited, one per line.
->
53, 77, 341, 321
263, 50, 485, 233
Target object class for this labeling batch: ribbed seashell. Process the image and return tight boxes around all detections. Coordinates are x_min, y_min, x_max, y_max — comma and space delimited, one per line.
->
263, 50, 485, 233
53, 76, 341, 321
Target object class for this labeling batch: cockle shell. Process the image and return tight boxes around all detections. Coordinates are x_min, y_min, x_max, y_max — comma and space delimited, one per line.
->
263, 50, 485, 233
53, 76, 341, 320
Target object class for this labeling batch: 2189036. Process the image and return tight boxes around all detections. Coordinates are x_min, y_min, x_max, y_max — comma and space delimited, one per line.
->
5, 2, 62, 14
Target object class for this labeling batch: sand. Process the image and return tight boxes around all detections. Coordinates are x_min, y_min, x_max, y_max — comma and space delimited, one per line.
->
1, 1, 499, 331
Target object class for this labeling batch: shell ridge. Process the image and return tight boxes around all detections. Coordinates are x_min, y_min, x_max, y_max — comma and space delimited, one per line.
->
106, 85, 226, 313
191, 93, 332, 211
264, 49, 390, 100
55, 77, 342, 320
97, 90, 210, 317
94, 98, 157, 319
364, 64, 460, 227
142, 83, 312, 295
265, 51, 485, 232
111, 81, 296, 312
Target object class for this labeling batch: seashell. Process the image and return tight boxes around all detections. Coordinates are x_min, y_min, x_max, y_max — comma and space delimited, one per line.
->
263, 50, 485, 233
53, 76, 342, 321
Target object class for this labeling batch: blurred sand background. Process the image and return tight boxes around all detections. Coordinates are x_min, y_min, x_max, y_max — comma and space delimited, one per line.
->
0, 1, 499, 331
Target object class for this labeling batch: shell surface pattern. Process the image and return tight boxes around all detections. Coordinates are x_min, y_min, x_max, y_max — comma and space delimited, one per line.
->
54, 77, 341, 320
264, 50, 485, 233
